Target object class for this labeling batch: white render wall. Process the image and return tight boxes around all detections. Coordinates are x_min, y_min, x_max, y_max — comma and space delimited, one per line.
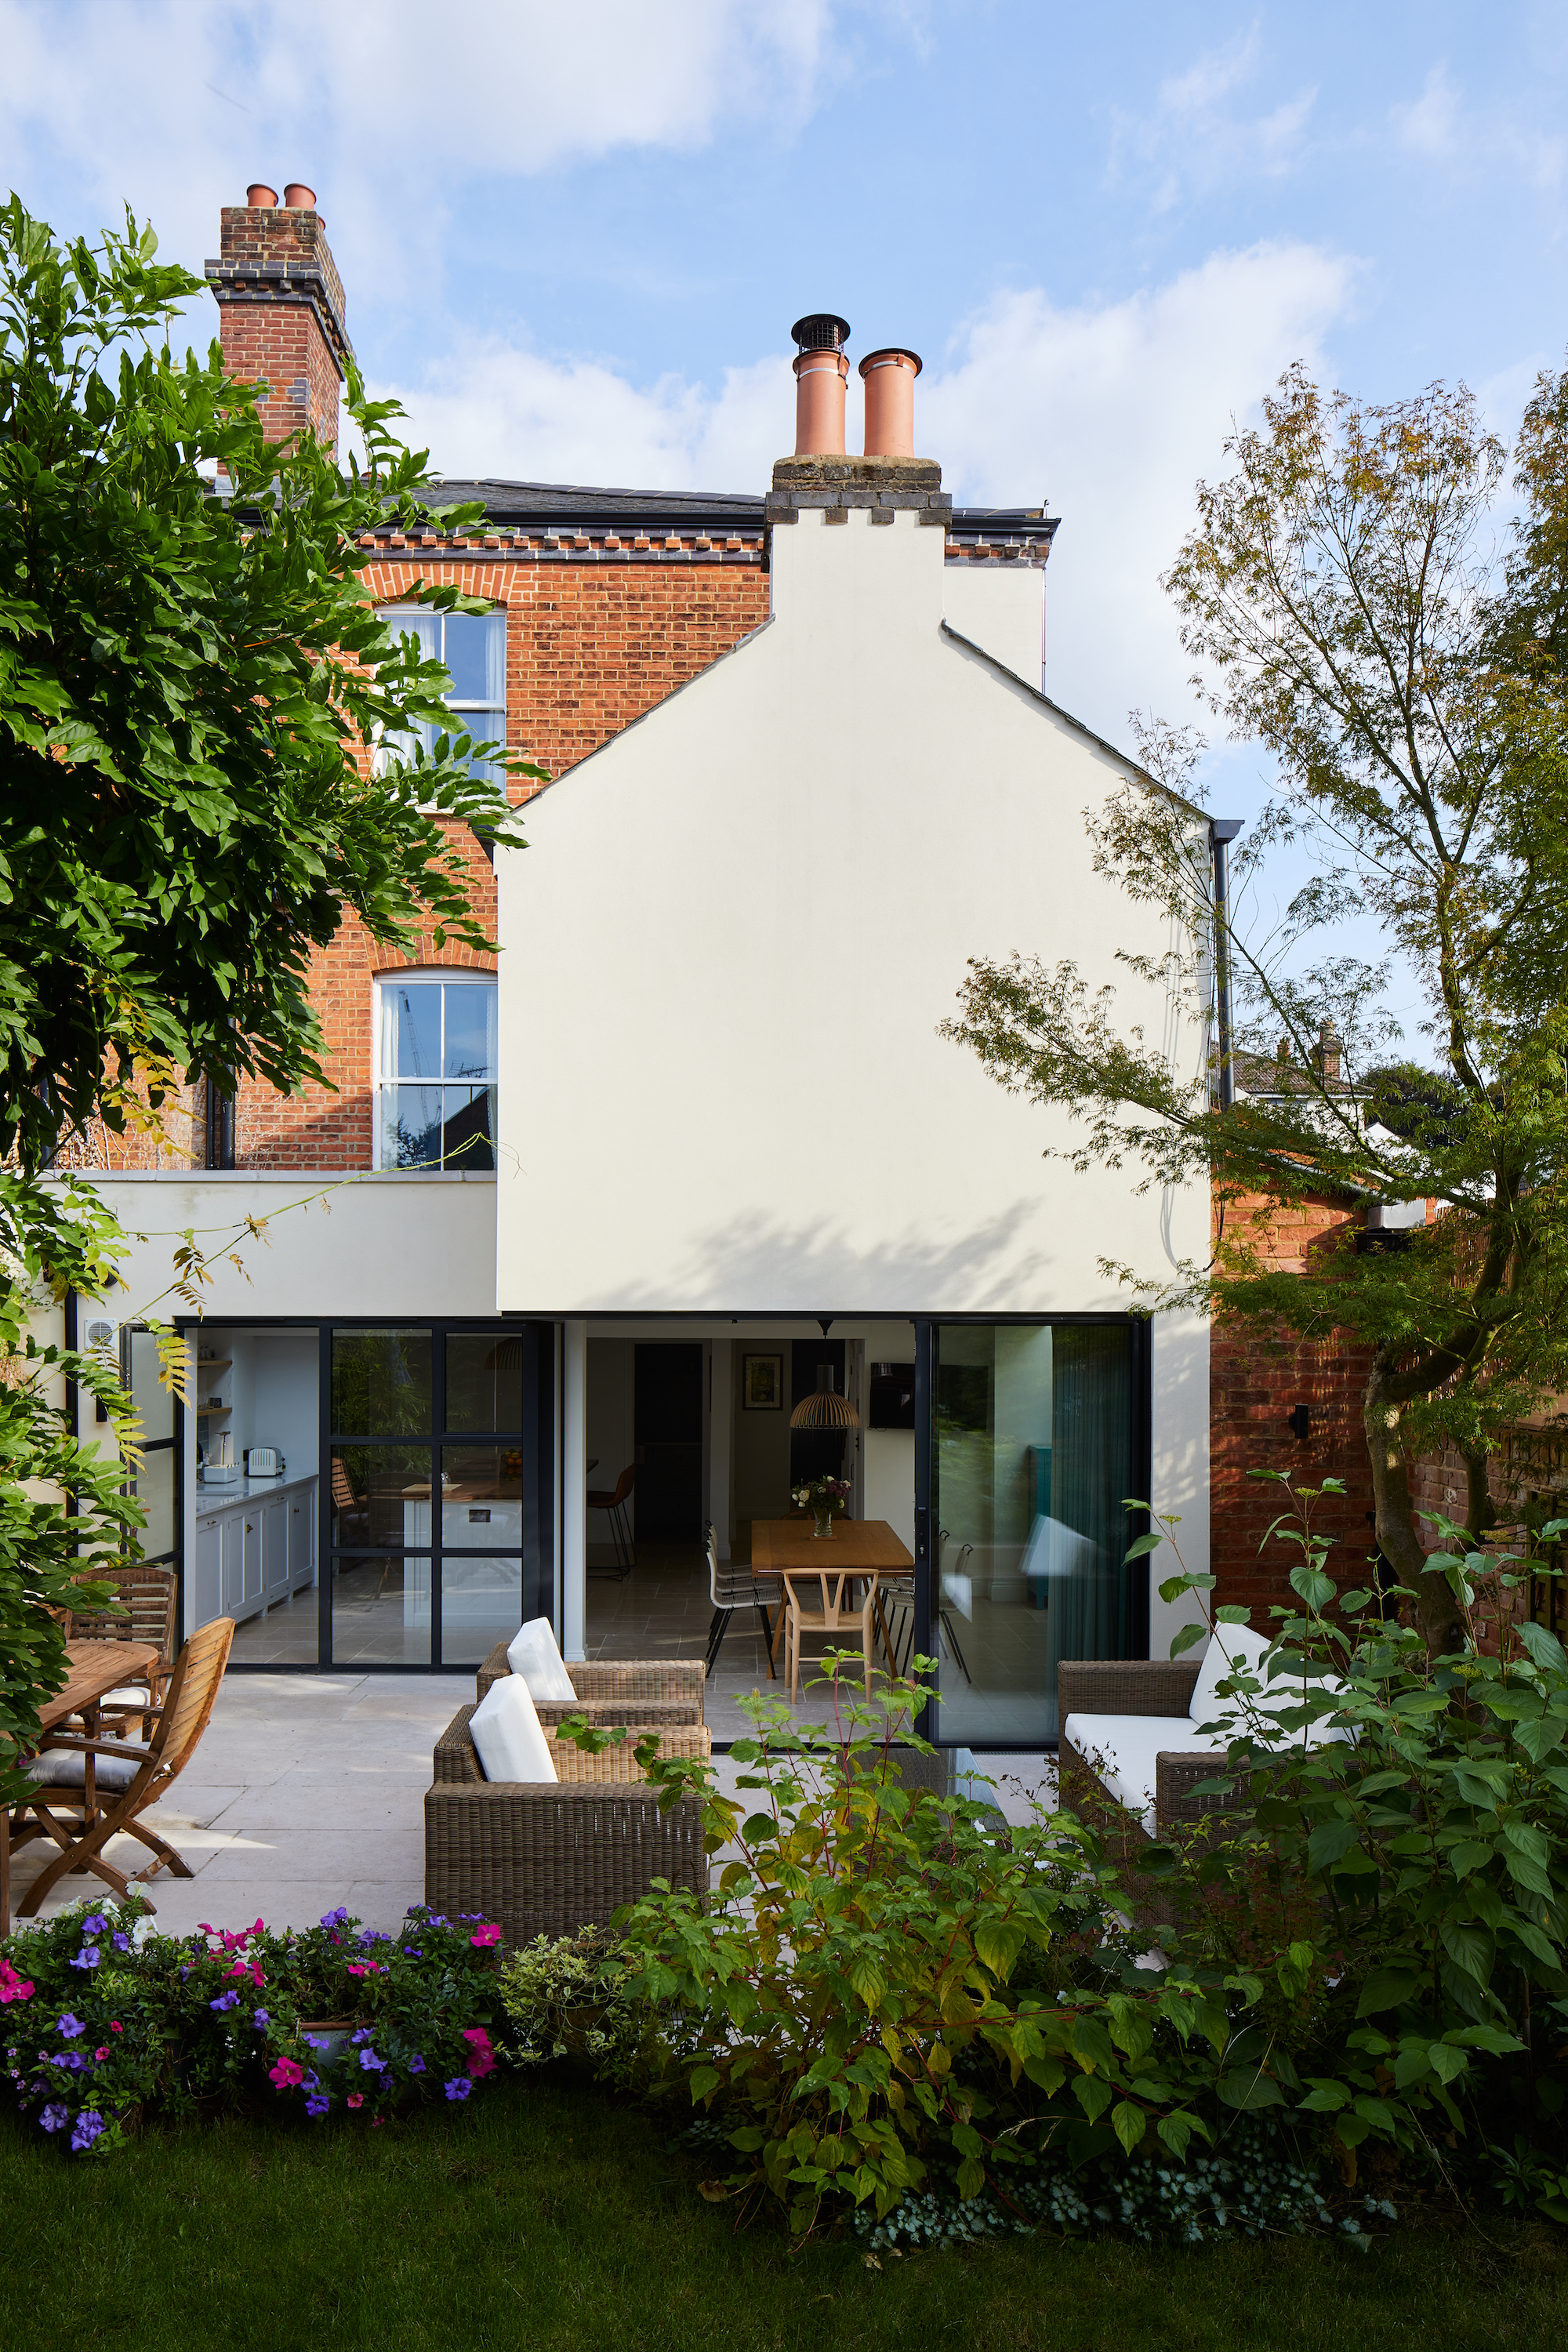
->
71, 1171, 499, 1323
494, 501, 1210, 1628
941, 562, 1044, 688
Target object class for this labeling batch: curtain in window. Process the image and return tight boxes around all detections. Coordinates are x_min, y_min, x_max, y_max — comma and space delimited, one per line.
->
1041, 1325, 1132, 1737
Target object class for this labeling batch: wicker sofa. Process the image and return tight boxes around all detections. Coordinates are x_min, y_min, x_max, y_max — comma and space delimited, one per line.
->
1056, 1659, 1247, 1842
425, 1702, 710, 1947
474, 1642, 705, 1729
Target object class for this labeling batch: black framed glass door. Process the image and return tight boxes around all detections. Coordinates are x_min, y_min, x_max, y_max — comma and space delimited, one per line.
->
916, 1318, 1149, 1747
325, 1322, 554, 1668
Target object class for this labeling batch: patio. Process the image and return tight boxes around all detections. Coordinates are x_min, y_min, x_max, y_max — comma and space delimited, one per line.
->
5, 1664, 1052, 1936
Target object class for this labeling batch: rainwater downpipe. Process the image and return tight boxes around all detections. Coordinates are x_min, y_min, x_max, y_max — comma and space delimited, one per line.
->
1210, 819, 1243, 1112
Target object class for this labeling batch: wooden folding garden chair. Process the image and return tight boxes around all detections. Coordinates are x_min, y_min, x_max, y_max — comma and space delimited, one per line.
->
11, 1617, 235, 1917
63, 1563, 179, 1737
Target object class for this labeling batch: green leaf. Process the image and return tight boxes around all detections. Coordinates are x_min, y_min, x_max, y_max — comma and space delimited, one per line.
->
1073, 2074, 1115, 2125
1446, 1839, 1494, 1879
1217, 2068, 1285, 2111
1110, 2100, 1146, 2154
1439, 1922, 1494, 1987
1514, 1715, 1568, 1765
1356, 1968, 1421, 2017
1168, 1620, 1207, 1659
1519, 1621, 1568, 1675
688, 2067, 722, 2103
1307, 1818, 1362, 1873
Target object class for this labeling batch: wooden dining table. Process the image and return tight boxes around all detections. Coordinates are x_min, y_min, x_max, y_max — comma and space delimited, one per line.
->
1, 1638, 161, 1939
750, 1519, 915, 1676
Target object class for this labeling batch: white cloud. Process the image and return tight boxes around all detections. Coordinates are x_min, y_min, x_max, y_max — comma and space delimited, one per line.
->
922, 243, 1356, 743
0, 0, 842, 307
1392, 64, 1460, 157
376, 240, 1356, 758
1110, 31, 1316, 212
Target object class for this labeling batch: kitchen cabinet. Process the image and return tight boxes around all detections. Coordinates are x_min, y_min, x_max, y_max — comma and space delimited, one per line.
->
191, 1475, 318, 1630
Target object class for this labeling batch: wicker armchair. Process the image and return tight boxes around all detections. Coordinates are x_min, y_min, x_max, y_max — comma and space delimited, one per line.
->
1057, 1659, 1249, 1840
425, 1704, 710, 1946
474, 1643, 705, 1729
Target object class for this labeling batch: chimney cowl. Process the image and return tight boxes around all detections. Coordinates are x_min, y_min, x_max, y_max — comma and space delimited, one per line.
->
246, 183, 279, 209
282, 182, 317, 211
859, 347, 923, 459
790, 312, 850, 354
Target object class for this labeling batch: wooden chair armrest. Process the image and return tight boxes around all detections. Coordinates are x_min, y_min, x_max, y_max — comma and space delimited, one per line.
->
36, 1731, 154, 1764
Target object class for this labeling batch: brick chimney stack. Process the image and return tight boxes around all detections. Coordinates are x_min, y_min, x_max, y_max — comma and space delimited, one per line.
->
205, 183, 354, 455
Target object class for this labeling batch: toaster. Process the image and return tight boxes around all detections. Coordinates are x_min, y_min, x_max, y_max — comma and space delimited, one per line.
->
245, 1447, 285, 1478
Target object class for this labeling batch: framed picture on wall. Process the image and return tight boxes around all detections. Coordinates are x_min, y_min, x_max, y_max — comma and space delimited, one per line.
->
742, 1352, 783, 1410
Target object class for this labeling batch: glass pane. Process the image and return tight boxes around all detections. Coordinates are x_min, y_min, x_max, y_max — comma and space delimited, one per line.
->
331, 1443, 435, 1549
442, 982, 496, 1080
445, 1333, 524, 1433
331, 1552, 430, 1665
380, 1085, 445, 1170
440, 1086, 495, 1171
443, 608, 506, 704
135, 1448, 175, 1559
381, 982, 441, 1080
439, 1555, 522, 1666
129, 1327, 175, 1445
330, 1330, 433, 1437
933, 1324, 1133, 1746
440, 1446, 523, 1551
383, 607, 442, 662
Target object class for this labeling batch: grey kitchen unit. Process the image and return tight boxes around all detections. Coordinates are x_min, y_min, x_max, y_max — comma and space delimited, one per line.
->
193, 1475, 318, 1629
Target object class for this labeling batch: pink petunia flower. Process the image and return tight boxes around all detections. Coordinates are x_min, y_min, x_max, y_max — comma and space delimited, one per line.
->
469, 1924, 501, 1948
0, 1961, 34, 2005
347, 2092, 364, 2109
463, 2027, 495, 2079
269, 2056, 304, 2089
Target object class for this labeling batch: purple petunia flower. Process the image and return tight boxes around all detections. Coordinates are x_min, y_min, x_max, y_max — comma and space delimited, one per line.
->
401, 1947, 422, 1958
319, 1907, 350, 1930
56, 2015, 84, 2039
81, 1915, 107, 1935
253, 2010, 270, 2029
209, 1991, 239, 2012
69, 1948, 101, 1971
408, 2054, 426, 2074
56, 2053, 89, 2072
306, 2093, 330, 2118
444, 2078, 472, 2102
71, 2111, 106, 2152
111, 1933, 130, 1952
305, 2034, 330, 2051
358, 2049, 387, 2072
39, 2103, 68, 2132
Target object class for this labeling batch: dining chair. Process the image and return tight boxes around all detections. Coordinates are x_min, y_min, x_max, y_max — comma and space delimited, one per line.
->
62, 1563, 179, 1736
782, 1567, 880, 1704
703, 1523, 781, 1680
586, 1464, 637, 1581
12, 1616, 236, 1917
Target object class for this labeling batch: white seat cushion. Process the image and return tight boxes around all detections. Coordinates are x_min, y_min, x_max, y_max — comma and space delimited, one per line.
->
1062, 1713, 1228, 1835
1189, 1621, 1274, 1727
506, 1617, 578, 1704
468, 1676, 558, 1785
28, 1745, 150, 1795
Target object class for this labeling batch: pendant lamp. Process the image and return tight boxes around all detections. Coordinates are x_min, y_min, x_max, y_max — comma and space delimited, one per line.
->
789, 1320, 861, 1430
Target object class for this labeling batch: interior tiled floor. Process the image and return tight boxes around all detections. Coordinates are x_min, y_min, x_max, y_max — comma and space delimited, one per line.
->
587, 1534, 1062, 1748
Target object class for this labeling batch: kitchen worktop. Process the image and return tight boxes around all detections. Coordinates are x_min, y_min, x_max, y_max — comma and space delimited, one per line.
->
194, 1471, 318, 1506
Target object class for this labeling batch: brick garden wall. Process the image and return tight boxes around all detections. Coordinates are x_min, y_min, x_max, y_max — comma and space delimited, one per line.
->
1210, 1189, 1380, 1624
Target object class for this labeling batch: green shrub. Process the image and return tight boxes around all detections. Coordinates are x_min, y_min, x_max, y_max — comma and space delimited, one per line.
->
1131, 1479, 1568, 2195
1, 1896, 504, 2151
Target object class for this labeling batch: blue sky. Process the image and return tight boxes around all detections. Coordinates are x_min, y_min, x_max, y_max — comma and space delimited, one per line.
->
5, 1, 1566, 1030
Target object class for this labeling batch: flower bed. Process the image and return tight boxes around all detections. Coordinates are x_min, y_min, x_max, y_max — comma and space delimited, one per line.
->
2, 1897, 503, 2154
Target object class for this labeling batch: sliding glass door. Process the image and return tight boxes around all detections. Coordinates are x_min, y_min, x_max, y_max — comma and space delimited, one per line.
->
925, 1319, 1145, 1746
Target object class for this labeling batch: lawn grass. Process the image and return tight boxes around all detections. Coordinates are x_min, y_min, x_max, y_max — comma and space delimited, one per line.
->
2, 2078, 1563, 2352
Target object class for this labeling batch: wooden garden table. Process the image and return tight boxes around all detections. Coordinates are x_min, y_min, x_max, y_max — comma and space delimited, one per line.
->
749, 1519, 914, 1675
1, 1638, 160, 1938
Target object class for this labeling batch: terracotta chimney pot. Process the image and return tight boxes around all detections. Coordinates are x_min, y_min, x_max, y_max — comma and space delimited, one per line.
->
790, 314, 851, 457
246, 183, 278, 209
282, 182, 317, 211
859, 347, 922, 459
